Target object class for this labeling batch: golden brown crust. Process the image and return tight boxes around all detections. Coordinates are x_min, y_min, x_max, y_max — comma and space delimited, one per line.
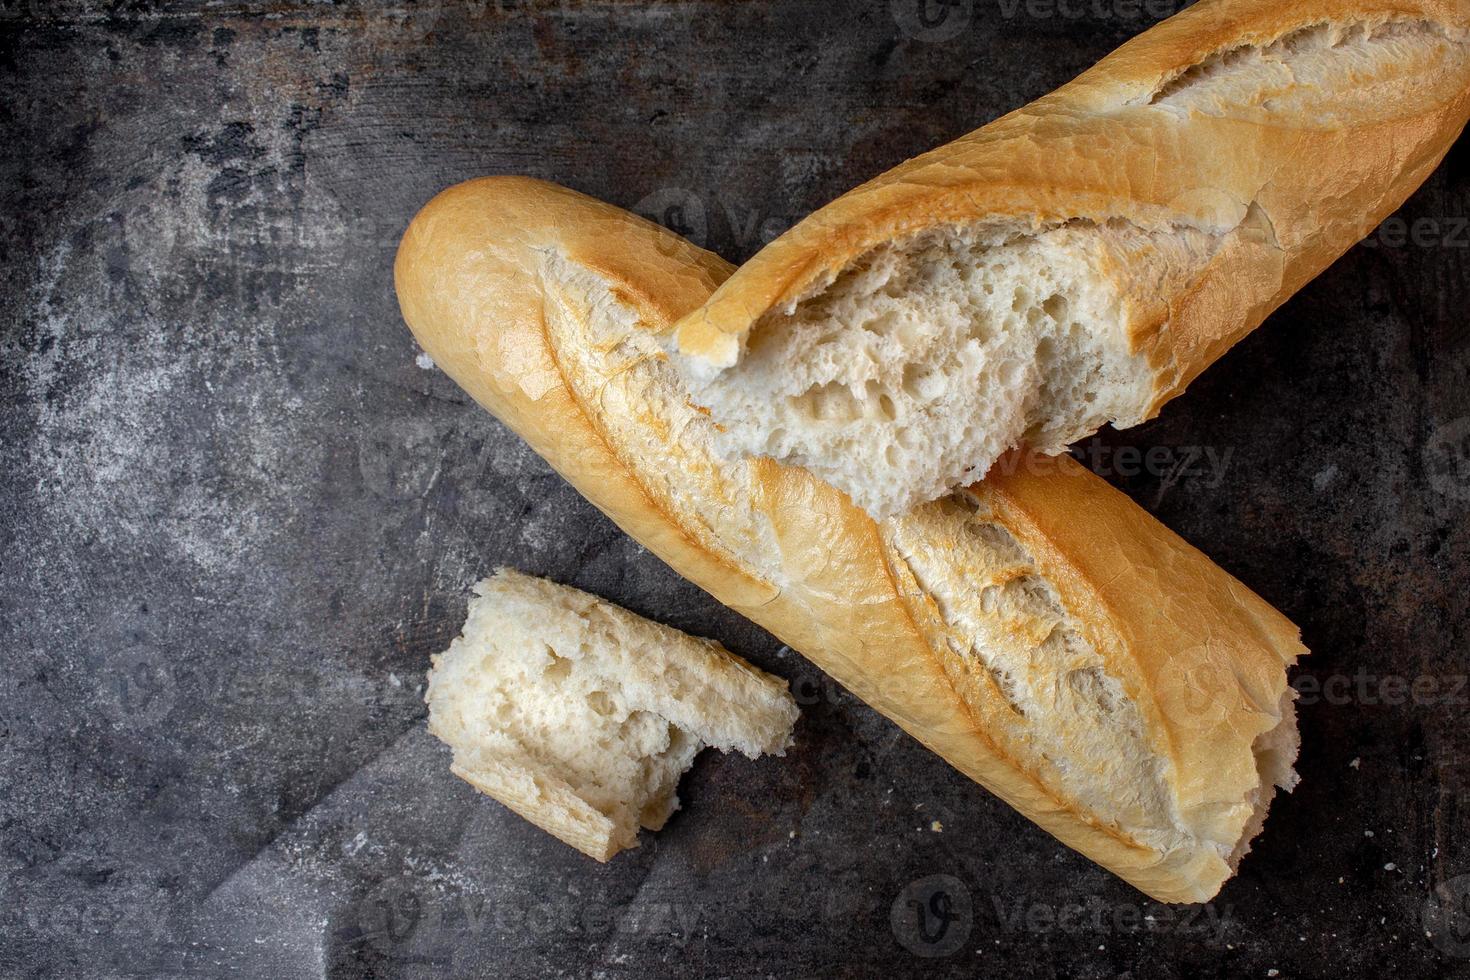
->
450, 761, 623, 862
395, 177, 774, 612
395, 176, 1306, 903
981, 457, 1302, 841
673, 0, 1470, 412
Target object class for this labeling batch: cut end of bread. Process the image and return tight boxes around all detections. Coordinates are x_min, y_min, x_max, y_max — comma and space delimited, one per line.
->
1225, 689, 1302, 875
425, 569, 798, 860
887, 484, 1306, 902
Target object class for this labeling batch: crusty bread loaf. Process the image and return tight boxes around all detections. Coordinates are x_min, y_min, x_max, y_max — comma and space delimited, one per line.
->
426, 568, 798, 860
396, 176, 1307, 903
671, 0, 1470, 518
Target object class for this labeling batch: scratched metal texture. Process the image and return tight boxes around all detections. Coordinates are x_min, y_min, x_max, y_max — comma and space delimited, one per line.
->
2, 1, 1469, 977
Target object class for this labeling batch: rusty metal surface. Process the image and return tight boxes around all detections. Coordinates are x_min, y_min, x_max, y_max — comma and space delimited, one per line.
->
2, 2, 1469, 977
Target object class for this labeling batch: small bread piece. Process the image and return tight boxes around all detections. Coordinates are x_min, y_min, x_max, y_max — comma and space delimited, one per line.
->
396, 177, 1306, 903
425, 568, 798, 860
670, 0, 1470, 518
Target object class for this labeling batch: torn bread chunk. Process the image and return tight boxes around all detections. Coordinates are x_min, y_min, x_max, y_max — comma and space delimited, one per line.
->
681, 220, 1191, 519
425, 568, 798, 860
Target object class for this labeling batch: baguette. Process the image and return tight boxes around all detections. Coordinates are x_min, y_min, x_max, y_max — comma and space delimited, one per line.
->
395, 176, 1307, 903
426, 569, 798, 860
671, 0, 1470, 518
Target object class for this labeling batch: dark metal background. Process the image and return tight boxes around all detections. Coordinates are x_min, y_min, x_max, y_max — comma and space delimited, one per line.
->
3, 2, 1469, 976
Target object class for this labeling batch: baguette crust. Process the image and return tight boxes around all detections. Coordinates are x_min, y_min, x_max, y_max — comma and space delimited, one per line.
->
396, 176, 1307, 903
673, 0, 1470, 414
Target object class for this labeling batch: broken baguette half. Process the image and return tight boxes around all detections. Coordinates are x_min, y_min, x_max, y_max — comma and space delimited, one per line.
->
671, 0, 1470, 519
426, 568, 798, 860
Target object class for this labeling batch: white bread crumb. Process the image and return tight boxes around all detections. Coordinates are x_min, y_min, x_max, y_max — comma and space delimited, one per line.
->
426, 569, 798, 860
